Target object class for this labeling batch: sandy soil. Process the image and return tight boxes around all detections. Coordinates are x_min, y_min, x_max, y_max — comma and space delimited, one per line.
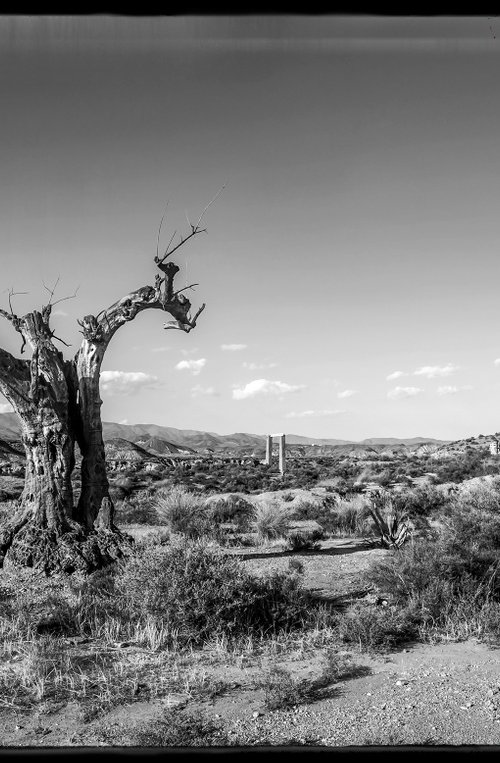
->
1, 531, 500, 748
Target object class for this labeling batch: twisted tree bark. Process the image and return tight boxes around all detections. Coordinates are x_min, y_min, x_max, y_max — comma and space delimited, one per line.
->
0, 208, 209, 574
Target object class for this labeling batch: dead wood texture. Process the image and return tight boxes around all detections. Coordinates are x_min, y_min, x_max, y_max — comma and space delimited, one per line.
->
0, 214, 207, 574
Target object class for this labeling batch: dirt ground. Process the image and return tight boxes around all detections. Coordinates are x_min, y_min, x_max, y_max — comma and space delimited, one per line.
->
1, 531, 500, 748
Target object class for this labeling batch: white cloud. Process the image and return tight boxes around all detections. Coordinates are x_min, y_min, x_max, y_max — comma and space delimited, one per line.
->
100, 371, 160, 396
221, 343, 247, 351
232, 378, 306, 400
175, 358, 206, 376
243, 361, 278, 370
286, 409, 346, 418
386, 370, 406, 381
337, 389, 357, 399
494, 359, 500, 367
119, 418, 129, 425
437, 385, 473, 396
414, 363, 459, 378
191, 385, 219, 397
0, 402, 14, 413
151, 346, 171, 353
387, 386, 423, 400
181, 347, 199, 356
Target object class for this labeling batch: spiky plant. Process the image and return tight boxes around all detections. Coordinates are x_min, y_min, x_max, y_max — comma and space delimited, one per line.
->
369, 491, 410, 549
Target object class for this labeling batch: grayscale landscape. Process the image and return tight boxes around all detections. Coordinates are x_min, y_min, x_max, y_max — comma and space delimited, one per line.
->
2, 14, 500, 750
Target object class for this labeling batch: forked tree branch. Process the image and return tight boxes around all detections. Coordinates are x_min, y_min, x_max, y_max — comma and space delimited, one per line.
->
154, 185, 225, 266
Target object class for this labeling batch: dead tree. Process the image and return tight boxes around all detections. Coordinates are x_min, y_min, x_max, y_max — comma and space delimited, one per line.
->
0, 202, 212, 574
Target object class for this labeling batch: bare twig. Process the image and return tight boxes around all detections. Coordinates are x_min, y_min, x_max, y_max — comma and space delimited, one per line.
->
6, 288, 28, 318
51, 285, 80, 308
155, 185, 226, 266
156, 201, 169, 261
50, 334, 72, 348
173, 283, 199, 297
194, 184, 226, 230
42, 276, 61, 304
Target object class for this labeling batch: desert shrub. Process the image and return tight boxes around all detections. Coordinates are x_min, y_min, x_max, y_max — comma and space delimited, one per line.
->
433, 451, 491, 484
115, 494, 158, 525
113, 539, 316, 647
333, 495, 372, 536
284, 528, 325, 552
336, 601, 419, 651
292, 498, 339, 534
134, 709, 229, 747
392, 484, 448, 519
451, 476, 500, 514
260, 651, 354, 710
261, 665, 314, 710
154, 486, 212, 539
252, 501, 293, 541
367, 485, 500, 641
72, 566, 125, 632
205, 494, 254, 531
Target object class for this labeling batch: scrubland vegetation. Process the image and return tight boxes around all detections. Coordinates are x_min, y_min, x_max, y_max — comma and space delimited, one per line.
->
2, 447, 500, 745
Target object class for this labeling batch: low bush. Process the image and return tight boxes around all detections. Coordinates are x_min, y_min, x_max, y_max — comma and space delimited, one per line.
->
154, 486, 212, 539
115, 492, 158, 525
292, 498, 339, 534
204, 494, 254, 531
260, 651, 356, 710
392, 484, 448, 519
75, 539, 317, 648
336, 601, 419, 651
133, 709, 229, 747
333, 495, 371, 536
284, 528, 325, 552
292, 495, 371, 537
366, 483, 500, 641
252, 501, 293, 542
261, 665, 313, 710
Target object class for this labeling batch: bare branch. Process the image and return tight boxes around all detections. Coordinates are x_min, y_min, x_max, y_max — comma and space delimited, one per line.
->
51, 334, 72, 348
156, 201, 169, 261
194, 184, 226, 230
0, 294, 26, 353
173, 283, 199, 297
42, 276, 61, 304
6, 288, 28, 318
155, 185, 225, 266
51, 285, 80, 309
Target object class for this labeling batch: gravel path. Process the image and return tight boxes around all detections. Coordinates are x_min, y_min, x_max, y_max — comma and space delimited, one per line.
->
210, 640, 500, 746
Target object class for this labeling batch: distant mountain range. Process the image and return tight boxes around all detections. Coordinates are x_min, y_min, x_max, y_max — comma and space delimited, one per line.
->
0, 413, 449, 452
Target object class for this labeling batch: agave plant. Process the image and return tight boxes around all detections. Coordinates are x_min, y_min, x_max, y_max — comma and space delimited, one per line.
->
369, 491, 410, 549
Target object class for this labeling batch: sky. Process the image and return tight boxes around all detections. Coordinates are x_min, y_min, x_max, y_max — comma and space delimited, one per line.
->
1, 15, 500, 441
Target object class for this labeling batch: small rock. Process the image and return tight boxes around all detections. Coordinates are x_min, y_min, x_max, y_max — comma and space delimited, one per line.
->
252, 711, 261, 719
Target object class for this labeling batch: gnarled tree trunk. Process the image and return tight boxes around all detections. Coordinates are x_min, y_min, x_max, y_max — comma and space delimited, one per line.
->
0, 205, 209, 574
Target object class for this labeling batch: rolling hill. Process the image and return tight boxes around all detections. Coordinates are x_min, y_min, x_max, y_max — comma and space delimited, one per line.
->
0, 412, 449, 454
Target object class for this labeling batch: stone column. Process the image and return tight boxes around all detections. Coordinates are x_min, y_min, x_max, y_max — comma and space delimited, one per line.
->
278, 434, 286, 474
265, 435, 272, 466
